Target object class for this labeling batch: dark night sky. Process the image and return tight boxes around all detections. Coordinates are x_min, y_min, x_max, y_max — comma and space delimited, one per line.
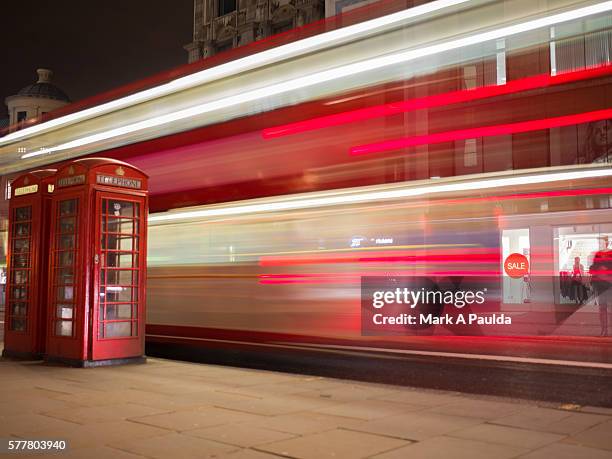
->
1, 0, 194, 117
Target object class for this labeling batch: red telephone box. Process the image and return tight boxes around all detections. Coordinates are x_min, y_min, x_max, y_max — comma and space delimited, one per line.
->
3, 170, 56, 359
45, 158, 148, 367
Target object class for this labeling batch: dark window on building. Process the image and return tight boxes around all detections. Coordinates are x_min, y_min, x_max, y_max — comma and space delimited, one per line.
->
216, 41, 233, 53
17, 111, 27, 122
272, 22, 293, 35
218, 0, 236, 16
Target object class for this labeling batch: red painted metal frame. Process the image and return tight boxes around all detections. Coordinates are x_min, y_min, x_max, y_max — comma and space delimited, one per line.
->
3, 170, 55, 358
45, 158, 148, 365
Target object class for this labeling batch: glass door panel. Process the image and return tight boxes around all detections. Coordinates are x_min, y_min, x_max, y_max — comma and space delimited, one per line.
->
98, 198, 140, 339
51, 198, 78, 337
8, 205, 32, 332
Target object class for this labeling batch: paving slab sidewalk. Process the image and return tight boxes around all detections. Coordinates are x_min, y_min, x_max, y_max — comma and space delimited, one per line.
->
0, 356, 611, 459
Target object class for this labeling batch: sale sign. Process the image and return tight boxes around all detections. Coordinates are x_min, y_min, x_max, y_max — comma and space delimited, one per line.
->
504, 253, 529, 278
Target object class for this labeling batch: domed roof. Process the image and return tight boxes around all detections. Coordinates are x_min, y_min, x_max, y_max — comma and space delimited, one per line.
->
17, 69, 70, 102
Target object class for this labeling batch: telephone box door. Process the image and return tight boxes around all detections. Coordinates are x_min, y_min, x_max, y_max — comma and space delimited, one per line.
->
48, 192, 85, 359
3, 170, 55, 359
91, 192, 146, 360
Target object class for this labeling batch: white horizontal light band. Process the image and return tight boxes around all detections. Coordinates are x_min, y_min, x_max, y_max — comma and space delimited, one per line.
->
22, 1, 612, 160
2, 0, 471, 146
21, 1, 612, 160
148, 167, 612, 223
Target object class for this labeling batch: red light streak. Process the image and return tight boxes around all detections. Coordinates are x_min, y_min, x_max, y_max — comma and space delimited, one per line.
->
260, 248, 499, 267
262, 65, 612, 139
350, 108, 612, 156
443, 188, 612, 206
258, 271, 502, 284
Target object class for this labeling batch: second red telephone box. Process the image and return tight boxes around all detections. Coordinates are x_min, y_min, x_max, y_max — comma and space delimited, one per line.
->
45, 158, 148, 367
3, 170, 55, 359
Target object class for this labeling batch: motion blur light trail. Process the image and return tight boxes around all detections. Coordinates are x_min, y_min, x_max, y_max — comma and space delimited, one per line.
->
262, 65, 612, 139
18, 2, 612, 161
259, 248, 499, 266
3, 0, 471, 146
350, 108, 612, 155
258, 271, 503, 284
148, 167, 612, 222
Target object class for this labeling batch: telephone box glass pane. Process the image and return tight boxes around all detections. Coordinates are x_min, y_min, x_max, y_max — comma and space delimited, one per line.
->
108, 200, 134, 217
98, 198, 140, 339
13, 270, 28, 284
102, 235, 135, 251
55, 320, 73, 336
106, 269, 133, 285
15, 223, 30, 237
106, 304, 132, 319
10, 318, 26, 331
13, 238, 30, 252
105, 322, 131, 337
104, 253, 127, 268
56, 286, 74, 301
59, 200, 76, 215
52, 198, 78, 337
105, 218, 136, 234
57, 305, 73, 319
8, 206, 32, 332
58, 252, 74, 267
11, 286, 27, 300
59, 235, 75, 250
11, 303, 26, 316
59, 217, 76, 233
102, 286, 133, 302
15, 207, 31, 221
56, 268, 74, 285
14, 254, 29, 268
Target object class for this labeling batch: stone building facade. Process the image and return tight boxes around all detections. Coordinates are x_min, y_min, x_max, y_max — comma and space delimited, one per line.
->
185, 0, 325, 63
4, 69, 70, 130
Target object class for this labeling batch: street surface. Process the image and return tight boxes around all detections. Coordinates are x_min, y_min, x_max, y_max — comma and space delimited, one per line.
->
1, 354, 611, 458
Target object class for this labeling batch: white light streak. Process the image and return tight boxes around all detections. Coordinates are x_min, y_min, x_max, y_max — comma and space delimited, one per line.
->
21, 1, 612, 160
3, 0, 469, 146
148, 167, 612, 223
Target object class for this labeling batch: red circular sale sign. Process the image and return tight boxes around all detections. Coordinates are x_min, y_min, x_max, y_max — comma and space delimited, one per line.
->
504, 253, 529, 278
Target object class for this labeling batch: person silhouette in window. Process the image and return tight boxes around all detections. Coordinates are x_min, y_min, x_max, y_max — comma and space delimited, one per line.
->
590, 241, 611, 337
572, 256, 587, 305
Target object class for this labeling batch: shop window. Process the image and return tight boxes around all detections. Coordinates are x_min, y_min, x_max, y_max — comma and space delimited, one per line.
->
578, 120, 612, 164
555, 224, 612, 305
550, 27, 612, 75
461, 55, 498, 91
17, 111, 27, 123
462, 65, 477, 90
550, 120, 611, 167
454, 138, 483, 176
463, 139, 478, 167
